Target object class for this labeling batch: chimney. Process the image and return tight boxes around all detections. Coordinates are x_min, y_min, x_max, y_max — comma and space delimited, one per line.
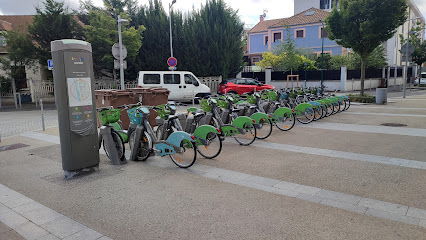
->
260, 15, 264, 22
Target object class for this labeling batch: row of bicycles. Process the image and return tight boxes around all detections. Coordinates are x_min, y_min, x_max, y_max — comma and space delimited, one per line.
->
96, 86, 350, 169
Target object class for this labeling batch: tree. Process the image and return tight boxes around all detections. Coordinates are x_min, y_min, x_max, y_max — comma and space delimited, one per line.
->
83, 2, 144, 78
256, 52, 283, 70
326, 0, 407, 95
28, 0, 84, 78
0, 31, 37, 106
274, 26, 300, 74
412, 42, 426, 77
350, 45, 388, 69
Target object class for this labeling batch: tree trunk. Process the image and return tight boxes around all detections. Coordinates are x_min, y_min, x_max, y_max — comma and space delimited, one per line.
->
360, 58, 366, 96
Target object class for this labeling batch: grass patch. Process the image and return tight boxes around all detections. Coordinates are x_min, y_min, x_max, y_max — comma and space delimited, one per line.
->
347, 93, 375, 103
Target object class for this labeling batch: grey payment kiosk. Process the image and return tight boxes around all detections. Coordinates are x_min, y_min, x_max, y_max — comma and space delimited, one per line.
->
51, 39, 100, 179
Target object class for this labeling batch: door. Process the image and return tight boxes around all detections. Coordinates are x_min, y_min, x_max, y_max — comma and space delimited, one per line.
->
163, 73, 182, 101
183, 74, 198, 100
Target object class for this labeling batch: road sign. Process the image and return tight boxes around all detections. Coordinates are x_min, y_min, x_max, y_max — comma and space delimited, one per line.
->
401, 43, 415, 55
167, 57, 177, 67
112, 43, 127, 60
114, 60, 127, 70
401, 56, 413, 62
47, 59, 53, 70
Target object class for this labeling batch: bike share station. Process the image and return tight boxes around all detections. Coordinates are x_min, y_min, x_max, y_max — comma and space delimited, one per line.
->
51, 39, 118, 179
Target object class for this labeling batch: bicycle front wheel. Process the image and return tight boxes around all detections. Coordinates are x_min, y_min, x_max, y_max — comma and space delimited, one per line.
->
234, 122, 256, 146
129, 131, 151, 161
103, 130, 125, 161
170, 140, 197, 168
197, 132, 222, 159
275, 113, 295, 131
255, 117, 273, 139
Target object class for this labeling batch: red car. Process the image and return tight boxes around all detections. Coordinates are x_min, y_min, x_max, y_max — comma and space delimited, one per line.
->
217, 78, 274, 95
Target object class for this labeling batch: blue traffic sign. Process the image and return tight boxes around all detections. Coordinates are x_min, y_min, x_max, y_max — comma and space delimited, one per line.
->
47, 59, 53, 70
167, 57, 177, 67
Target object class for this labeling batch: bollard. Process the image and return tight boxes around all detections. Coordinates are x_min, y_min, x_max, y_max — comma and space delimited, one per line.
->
192, 90, 195, 106
40, 99, 45, 131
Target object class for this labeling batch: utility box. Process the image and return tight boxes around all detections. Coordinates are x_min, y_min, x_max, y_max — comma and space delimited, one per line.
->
51, 39, 100, 179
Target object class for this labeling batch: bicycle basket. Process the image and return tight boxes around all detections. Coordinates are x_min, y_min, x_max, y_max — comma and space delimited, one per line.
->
267, 91, 279, 101
217, 99, 229, 109
156, 104, 170, 119
200, 99, 212, 112
246, 95, 256, 104
99, 109, 121, 125
127, 108, 142, 124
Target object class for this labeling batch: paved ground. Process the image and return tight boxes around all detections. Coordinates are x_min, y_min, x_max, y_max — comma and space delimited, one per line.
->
0, 91, 426, 239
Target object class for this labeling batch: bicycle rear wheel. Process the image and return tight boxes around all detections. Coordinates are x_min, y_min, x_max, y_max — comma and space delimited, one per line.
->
275, 113, 295, 131
296, 108, 315, 124
234, 122, 256, 146
170, 140, 197, 168
103, 130, 125, 161
197, 132, 222, 159
255, 117, 273, 139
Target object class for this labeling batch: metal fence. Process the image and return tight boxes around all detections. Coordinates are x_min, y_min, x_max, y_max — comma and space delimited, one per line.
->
198, 76, 222, 93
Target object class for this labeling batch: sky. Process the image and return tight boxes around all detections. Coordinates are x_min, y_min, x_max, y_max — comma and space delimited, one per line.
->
0, 0, 425, 28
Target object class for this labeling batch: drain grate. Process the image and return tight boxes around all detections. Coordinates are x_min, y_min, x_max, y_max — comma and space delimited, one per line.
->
0, 143, 29, 152
380, 123, 407, 127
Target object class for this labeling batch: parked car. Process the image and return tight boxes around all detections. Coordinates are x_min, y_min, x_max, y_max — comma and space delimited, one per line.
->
217, 78, 274, 95
414, 72, 426, 86
137, 71, 211, 101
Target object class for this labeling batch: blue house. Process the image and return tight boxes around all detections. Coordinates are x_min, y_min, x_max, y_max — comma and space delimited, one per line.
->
246, 8, 350, 66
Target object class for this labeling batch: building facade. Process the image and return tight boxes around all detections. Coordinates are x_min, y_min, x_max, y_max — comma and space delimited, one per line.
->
294, 0, 425, 67
246, 8, 346, 66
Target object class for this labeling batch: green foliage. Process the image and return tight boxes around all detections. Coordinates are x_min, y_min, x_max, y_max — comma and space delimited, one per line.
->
83, 4, 144, 77
255, 52, 283, 70
0, 31, 37, 92
314, 54, 331, 70
347, 93, 375, 103
329, 55, 350, 70
135, 0, 170, 72
350, 45, 387, 69
136, 0, 243, 78
326, 0, 407, 95
28, 0, 84, 66
274, 26, 299, 74
412, 41, 426, 67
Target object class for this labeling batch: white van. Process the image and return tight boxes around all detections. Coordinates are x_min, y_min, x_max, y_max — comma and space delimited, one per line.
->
137, 71, 211, 101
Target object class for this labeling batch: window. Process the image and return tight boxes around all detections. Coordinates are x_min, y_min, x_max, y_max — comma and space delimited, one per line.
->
320, 27, 328, 38
143, 74, 160, 84
184, 74, 197, 84
273, 32, 281, 42
264, 36, 268, 45
305, 10, 315, 16
246, 79, 259, 85
164, 74, 181, 84
320, 0, 330, 9
236, 79, 246, 85
252, 57, 260, 63
295, 29, 305, 38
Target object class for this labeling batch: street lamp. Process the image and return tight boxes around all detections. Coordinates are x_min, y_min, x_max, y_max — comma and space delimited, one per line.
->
169, 0, 176, 62
117, 15, 128, 90
402, 16, 422, 98
319, 19, 325, 89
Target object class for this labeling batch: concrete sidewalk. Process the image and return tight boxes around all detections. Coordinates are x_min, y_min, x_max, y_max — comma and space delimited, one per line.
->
1, 94, 426, 239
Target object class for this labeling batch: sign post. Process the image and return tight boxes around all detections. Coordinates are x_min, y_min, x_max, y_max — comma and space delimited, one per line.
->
167, 57, 177, 71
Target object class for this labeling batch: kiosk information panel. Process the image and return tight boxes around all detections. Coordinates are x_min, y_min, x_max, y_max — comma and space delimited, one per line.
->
51, 40, 100, 179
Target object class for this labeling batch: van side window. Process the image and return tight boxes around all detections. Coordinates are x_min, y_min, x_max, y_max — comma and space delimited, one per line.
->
184, 74, 198, 84
164, 74, 181, 84
143, 74, 160, 84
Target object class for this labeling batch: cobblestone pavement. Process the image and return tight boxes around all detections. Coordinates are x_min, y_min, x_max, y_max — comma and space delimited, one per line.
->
0, 110, 58, 138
